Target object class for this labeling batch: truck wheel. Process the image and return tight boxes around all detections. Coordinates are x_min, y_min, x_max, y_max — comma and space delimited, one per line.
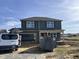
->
9, 49, 13, 53
15, 48, 18, 51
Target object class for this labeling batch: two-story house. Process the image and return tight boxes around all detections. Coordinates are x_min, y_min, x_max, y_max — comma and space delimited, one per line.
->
20, 17, 64, 42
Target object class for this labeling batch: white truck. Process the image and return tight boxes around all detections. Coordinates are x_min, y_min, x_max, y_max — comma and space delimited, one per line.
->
0, 33, 21, 52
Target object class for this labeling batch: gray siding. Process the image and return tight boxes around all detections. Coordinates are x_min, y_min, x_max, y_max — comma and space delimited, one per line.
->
21, 21, 26, 29
39, 21, 46, 30
35, 21, 39, 29
54, 21, 61, 29
35, 21, 47, 30
21, 21, 61, 30
20, 17, 62, 42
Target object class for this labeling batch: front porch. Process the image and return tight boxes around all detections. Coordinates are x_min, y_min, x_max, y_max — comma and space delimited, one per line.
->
20, 30, 64, 43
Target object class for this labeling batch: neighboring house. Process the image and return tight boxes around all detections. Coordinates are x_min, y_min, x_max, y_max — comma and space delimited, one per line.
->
20, 17, 64, 42
9, 28, 21, 33
0, 29, 7, 34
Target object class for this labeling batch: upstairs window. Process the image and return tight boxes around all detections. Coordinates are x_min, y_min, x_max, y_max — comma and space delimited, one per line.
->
47, 21, 54, 28
26, 21, 34, 28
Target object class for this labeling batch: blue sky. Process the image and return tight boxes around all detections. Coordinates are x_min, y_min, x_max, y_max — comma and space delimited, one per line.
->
0, 0, 79, 33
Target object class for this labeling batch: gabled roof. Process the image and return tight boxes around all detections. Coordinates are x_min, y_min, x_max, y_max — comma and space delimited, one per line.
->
20, 17, 62, 21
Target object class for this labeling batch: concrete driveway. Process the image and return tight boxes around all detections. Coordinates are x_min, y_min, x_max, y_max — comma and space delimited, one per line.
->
0, 52, 46, 59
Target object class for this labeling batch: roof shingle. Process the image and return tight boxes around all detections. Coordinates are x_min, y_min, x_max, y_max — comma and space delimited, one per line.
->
20, 17, 62, 21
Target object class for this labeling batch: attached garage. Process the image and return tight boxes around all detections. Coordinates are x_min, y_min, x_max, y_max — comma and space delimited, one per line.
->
21, 34, 34, 41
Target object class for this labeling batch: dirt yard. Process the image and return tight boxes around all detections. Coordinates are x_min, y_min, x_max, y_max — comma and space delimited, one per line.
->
0, 38, 79, 59
17, 37, 79, 59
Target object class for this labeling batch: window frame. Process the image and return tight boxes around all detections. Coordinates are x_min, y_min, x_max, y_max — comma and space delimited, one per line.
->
26, 21, 35, 28
47, 21, 54, 28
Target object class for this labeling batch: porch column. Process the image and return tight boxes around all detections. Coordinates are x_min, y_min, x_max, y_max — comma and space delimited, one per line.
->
62, 31, 64, 41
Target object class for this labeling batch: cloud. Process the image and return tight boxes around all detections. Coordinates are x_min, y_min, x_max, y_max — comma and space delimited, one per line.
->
34, 0, 79, 22
0, 20, 21, 30
0, 17, 21, 30
54, 0, 79, 33
6, 20, 20, 27
60, 0, 79, 21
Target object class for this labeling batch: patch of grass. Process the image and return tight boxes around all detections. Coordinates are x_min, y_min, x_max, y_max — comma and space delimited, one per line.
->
54, 45, 79, 54
64, 36, 79, 41
67, 48, 79, 54
54, 47, 69, 54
